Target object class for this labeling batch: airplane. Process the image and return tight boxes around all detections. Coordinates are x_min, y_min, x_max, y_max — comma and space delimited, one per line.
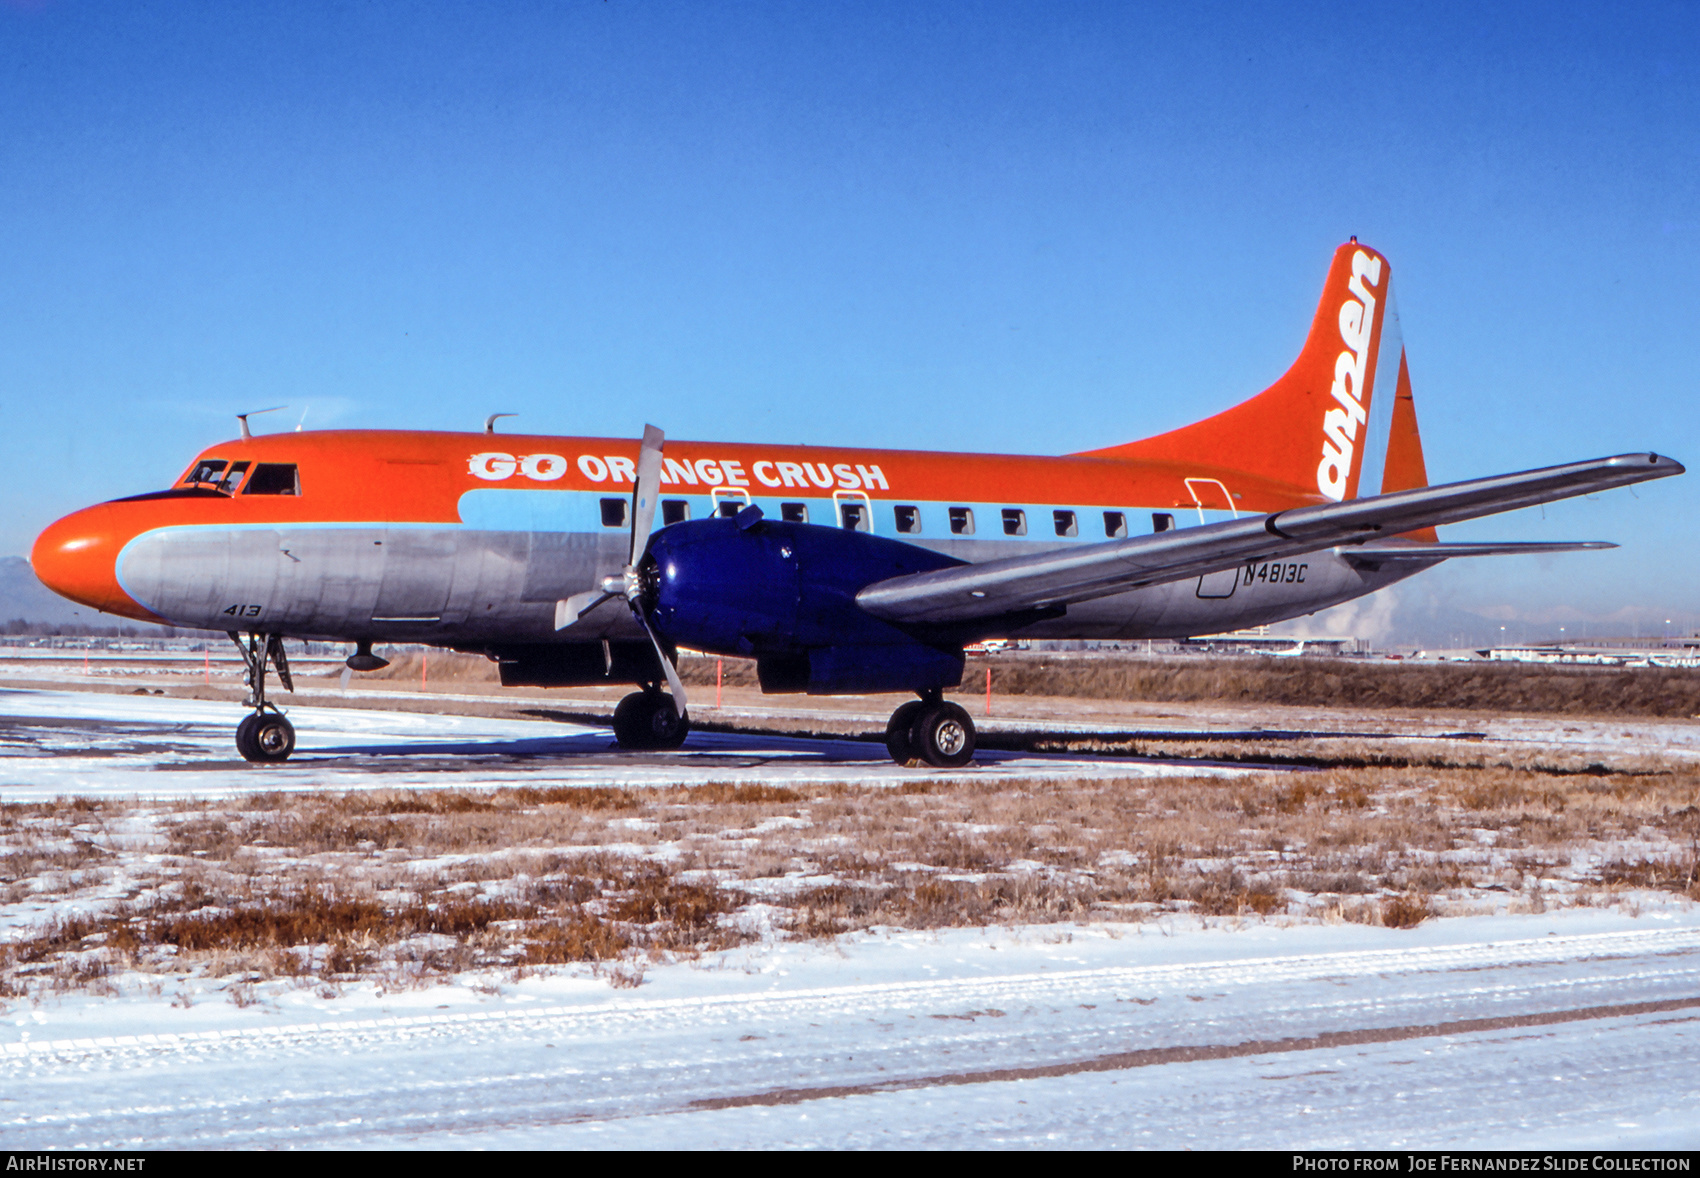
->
29, 240, 1683, 767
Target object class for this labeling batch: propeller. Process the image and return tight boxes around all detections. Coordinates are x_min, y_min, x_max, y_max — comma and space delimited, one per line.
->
554, 424, 688, 717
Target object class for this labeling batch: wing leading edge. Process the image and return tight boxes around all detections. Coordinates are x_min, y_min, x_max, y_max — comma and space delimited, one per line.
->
855, 453, 1682, 626
1338, 540, 1616, 564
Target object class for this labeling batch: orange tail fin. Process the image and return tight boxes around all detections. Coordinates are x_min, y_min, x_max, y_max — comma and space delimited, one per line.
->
1082, 240, 1431, 523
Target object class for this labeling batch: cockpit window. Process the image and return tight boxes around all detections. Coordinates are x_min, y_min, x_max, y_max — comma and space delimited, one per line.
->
184, 460, 228, 486
243, 463, 300, 496
216, 462, 250, 495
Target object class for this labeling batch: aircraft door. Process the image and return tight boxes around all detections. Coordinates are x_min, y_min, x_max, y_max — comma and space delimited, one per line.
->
1183, 477, 1241, 598
1195, 565, 1241, 599
372, 458, 459, 624
372, 530, 456, 623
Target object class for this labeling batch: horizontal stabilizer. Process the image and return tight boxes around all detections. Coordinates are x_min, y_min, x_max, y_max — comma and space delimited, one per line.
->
1340, 541, 1616, 564
856, 453, 1680, 626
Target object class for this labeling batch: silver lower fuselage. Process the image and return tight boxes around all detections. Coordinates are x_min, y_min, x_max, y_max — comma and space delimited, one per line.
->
114, 519, 1424, 649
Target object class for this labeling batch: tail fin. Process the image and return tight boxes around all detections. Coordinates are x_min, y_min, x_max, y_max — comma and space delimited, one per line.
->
1081, 240, 1432, 516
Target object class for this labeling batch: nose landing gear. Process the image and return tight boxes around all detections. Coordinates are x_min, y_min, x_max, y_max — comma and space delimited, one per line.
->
231, 632, 296, 763
236, 710, 296, 762
886, 690, 975, 768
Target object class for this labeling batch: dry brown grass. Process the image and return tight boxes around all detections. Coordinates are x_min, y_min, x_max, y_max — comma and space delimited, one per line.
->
979, 654, 1700, 718
3, 750, 1697, 999
681, 650, 1700, 719
677, 650, 1700, 723
1381, 892, 1434, 928
338, 650, 500, 683
307, 646, 1700, 719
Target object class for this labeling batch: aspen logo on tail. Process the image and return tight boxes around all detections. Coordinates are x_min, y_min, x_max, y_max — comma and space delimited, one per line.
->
1316, 250, 1384, 501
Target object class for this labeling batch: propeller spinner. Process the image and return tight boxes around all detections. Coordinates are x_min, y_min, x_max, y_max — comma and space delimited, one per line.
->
554, 424, 689, 719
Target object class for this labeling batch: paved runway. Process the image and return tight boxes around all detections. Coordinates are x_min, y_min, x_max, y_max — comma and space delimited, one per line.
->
0, 688, 1266, 800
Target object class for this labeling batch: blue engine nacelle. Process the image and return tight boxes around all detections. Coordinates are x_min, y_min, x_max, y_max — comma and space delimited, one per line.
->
642, 514, 967, 695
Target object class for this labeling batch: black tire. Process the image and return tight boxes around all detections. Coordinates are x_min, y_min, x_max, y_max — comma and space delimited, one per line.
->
235, 713, 260, 761
612, 692, 653, 748
646, 696, 689, 750
248, 714, 295, 762
909, 701, 975, 768
612, 692, 689, 750
886, 701, 925, 765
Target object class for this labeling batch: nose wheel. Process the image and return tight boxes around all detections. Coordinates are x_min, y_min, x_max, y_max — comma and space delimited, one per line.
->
231, 631, 297, 763
236, 711, 296, 762
886, 693, 975, 767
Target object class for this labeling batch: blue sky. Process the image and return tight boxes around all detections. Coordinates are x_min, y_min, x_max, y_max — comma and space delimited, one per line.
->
1, 1, 1694, 639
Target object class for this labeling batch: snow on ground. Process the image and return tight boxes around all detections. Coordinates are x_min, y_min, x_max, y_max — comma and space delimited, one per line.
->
3, 685, 1693, 805
4, 685, 1699, 1148
0, 688, 1264, 801
2, 909, 1698, 1149
1474, 714, 1700, 761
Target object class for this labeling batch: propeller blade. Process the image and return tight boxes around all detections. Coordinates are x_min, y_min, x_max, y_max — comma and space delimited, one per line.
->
556, 590, 615, 630
630, 602, 688, 718
339, 665, 353, 691
629, 424, 665, 569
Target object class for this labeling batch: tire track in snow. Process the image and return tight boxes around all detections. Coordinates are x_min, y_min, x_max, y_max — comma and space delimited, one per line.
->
5, 926, 1697, 1070
690, 994, 1700, 1110
6, 925, 1700, 1147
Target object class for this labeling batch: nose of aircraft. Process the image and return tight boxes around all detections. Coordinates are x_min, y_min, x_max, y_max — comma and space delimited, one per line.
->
30, 504, 157, 622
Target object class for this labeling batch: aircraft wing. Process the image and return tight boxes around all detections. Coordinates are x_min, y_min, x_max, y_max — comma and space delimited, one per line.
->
1338, 540, 1616, 563
855, 453, 1682, 626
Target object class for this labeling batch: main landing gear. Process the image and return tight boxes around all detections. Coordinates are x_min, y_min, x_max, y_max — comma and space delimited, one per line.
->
885, 690, 976, 768
611, 687, 690, 751
231, 631, 296, 763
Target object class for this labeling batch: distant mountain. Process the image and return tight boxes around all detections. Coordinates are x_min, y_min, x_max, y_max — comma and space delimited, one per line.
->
2, 556, 86, 623
0, 555, 178, 634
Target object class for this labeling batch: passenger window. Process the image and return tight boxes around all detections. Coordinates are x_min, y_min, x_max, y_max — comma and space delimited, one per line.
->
894, 505, 921, 534
716, 501, 744, 519
216, 462, 251, 495
1053, 510, 1078, 538
600, 498, 629, 527
949, 507, 975, 535
1152, 512, 1175, 533
1002, 509, 1027, 536
243, 464, 299, 496
661, 499, 690, 525
781, 502, 809, 523
1104, 511, 1128, 538
840, 503, 868, 532
184, 460, 227, 485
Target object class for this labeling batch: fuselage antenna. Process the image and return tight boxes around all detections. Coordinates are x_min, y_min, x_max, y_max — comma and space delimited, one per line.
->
485, 413, 518, 435
237, 406, 287, 440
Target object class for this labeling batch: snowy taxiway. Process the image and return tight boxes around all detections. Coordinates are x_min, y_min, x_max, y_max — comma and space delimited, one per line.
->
3, 912, 1698, 1149
4, 683, 1694, 802
0, 687, 1271, 800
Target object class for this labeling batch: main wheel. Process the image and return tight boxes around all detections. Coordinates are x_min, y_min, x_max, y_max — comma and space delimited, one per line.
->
612, 692, 653, 748
235, 713, 260, 760
885, 700, 925, 765
644, 694, 689, 750
245, 713, 295, 763
612, 692, 690, 751
909, 701, 975, 768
